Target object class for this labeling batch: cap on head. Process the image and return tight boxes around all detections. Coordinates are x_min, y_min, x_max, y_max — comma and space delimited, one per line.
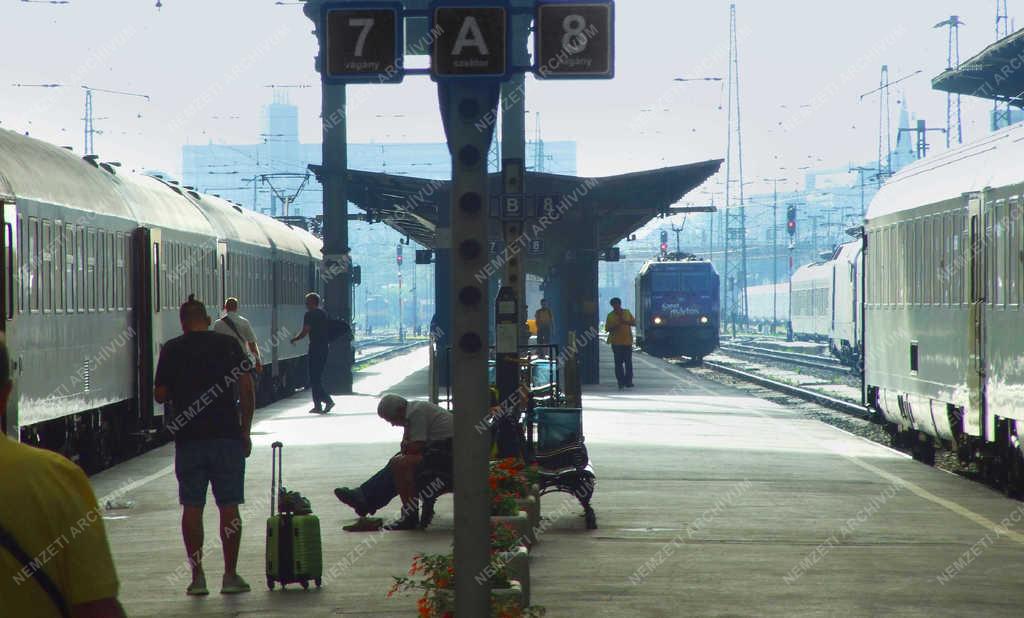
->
180, 294, 208, 324
377, 393, 407, 423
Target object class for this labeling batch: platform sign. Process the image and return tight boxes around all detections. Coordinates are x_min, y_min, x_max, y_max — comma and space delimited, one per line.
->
499, 194, 526, 220
489, 239, 506, 254
527, 238, 545, 255
324, 3, 404, 83
537, 194, 561, 218
535, 1, 614, 79
431, 4, 509, 79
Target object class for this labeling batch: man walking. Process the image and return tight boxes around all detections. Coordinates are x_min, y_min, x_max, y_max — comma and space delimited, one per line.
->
155, 295, 255, 596
535, 299, 554, 348
605, 297, 636, 390
0, 335, 126, 617
214, 297, 262, 399
290, 292, 334, 414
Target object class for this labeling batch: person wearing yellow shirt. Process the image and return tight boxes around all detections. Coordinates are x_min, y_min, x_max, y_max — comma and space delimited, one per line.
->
605, 297, 636, 390
535, 299, 555, 347
0, 336, 125, 618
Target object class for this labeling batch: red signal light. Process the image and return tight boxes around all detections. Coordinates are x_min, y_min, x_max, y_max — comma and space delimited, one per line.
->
660, 242, 668, 253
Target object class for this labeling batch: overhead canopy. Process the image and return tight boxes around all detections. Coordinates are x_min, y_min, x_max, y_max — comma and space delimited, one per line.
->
933, 28, 1024, 105
332, 159, 723, 258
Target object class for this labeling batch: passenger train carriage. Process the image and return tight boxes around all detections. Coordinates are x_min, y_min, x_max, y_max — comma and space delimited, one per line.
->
634, 256, 720, 360
0, 128, 322, 471
788, 240, 863, 364
864, 119, 1024, 483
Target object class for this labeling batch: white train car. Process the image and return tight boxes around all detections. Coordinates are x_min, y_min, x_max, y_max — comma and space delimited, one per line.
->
829, 240, 863, 364
745, 282, 789, 325
790, 261, 832, 341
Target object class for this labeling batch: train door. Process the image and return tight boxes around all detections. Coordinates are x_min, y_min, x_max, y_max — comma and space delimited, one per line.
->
966, 195, 987, 439
132, 227, 160, 432
1, 200, 17, 437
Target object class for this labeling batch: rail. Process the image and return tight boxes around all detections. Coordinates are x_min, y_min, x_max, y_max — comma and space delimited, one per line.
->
718, 342, 850, 374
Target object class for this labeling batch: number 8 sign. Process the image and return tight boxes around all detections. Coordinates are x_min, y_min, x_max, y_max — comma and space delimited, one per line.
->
535, 1, 614, 79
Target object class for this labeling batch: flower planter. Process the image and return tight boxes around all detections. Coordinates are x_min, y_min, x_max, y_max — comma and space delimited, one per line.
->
514, 495, 540, 544
491, 511, 531, 550
497, 546, 530, 607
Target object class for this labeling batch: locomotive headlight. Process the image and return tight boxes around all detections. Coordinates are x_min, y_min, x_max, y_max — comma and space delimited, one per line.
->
653, 316, 664, 326
699, 315, 710, 325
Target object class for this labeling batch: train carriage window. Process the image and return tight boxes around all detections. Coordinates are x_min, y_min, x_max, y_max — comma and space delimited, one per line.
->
984, 208, 994, 306
97, 230, 105, 312
940, 214, 950, 306
42, 220, 53, 313
926, 217, 935, 305
27, 217, 39, 313
16, 215, 23, 314
153, 242, 161, 312
106, 231, 114, 311
996, 201, 1007, 308
1011, 198, 1021, 307
54, 221, 64, 313
86, 228, 96, 312
65, 224, 74, 312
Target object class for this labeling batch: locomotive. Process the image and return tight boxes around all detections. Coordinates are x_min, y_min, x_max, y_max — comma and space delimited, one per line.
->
0, 128, 323, 472
634, 255, 720, 361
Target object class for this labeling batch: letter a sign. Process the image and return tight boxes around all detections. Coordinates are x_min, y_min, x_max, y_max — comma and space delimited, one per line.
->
431, 4, 509, 79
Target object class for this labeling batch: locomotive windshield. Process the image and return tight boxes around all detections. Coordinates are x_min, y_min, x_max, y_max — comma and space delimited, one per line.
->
651, 269, 712, 294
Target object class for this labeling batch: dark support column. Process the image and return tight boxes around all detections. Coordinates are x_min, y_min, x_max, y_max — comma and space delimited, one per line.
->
564, 252, 600, 385
320, 84, 353, 394
436, 196, 452, 388
439, 80, 500, 617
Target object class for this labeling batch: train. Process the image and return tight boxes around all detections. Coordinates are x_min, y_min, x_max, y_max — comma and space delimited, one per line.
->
863, 120, 1024, 482
0, 128, 323, 472
634, 255, 720, 360
789, 240, 863, 364
744, 281, 789, 329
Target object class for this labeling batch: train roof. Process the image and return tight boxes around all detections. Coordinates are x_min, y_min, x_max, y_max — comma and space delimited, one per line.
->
636, 257, 715, 277
191, 193, 272, 249
0, 128, 135, 219
866, 120, 1024, 221
831, 238, 862, 265
791, 260, 832, 284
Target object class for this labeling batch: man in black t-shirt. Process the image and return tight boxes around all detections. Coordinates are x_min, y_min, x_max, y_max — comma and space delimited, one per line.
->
155, 295, 255, 596
291, 292, 334, 414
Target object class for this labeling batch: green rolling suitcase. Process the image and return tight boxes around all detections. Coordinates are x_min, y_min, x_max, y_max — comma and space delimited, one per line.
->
266, 441, 323, 590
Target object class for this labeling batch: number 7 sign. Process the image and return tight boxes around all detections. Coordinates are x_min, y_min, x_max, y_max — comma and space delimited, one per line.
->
535, 1, 614, 79
324, 4, 405, 83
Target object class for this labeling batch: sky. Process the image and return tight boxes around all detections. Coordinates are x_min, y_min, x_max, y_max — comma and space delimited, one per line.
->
0, 0, 1016, 199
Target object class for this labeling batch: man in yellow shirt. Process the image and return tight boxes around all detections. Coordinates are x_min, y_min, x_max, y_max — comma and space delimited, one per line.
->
535, 299, 554, 347
0, 336, 125, 618
605, 297, 636, 390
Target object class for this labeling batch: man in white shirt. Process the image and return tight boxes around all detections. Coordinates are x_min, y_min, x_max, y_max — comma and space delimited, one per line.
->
334, 394, 453, 530
213, 297, 262, 374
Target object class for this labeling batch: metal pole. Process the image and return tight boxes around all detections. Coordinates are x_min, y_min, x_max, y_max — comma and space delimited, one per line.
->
772, 182, 778, 332
439, 80, 501, 617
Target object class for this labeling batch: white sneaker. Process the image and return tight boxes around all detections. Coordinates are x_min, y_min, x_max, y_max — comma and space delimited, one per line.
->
221, 573, 251, 594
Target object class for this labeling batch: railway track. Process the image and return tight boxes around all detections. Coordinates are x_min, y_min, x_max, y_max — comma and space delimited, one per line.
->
718, 341, 850, 374
699, 358, 869, 419
353, 339, 427, 367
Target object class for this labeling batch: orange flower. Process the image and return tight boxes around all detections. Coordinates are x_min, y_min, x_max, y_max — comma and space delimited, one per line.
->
417, 596, 431, 617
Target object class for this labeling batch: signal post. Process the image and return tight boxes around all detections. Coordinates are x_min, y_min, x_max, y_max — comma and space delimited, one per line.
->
305, 2, 614, 613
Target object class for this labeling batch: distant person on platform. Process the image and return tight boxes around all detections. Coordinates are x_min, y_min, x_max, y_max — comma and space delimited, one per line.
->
606, 297, 636, 390
214, 297, 262, 395
0, 336, 127, 617
155, 295, 255, 597
334, 394, 454, 530
290, 292, 335, 414
535, 299, 554, 348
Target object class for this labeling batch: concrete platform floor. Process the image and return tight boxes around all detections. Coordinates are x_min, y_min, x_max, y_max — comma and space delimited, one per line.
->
90, 345, 1024, 617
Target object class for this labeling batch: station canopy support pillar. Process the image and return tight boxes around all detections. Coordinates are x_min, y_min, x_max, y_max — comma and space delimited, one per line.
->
320, 83, 354, 395
439, 79, 501, 617
564, 250, 601, 385
436, 197, 453, 388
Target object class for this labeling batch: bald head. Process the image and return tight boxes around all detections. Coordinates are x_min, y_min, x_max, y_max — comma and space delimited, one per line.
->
377, 393, 407, 426
224, 297, 239, 312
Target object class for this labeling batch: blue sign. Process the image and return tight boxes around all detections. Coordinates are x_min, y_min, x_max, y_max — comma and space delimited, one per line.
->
499, 194, 526, 220
323, 3, 405, 84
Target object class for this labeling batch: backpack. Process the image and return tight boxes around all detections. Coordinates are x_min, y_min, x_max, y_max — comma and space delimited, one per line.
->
326, 317, 352, 343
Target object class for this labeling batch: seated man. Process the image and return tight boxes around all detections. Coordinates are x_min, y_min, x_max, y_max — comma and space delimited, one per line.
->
334, 394, 453, 530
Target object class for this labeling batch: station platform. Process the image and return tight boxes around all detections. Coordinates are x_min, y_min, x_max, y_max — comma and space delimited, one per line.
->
91, 345, 1024, 617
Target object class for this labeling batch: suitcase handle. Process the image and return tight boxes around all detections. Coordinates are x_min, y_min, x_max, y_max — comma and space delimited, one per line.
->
271, 441, 283, 516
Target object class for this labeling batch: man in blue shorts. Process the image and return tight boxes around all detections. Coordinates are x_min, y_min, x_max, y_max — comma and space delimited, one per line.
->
155, 295, 255, 596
